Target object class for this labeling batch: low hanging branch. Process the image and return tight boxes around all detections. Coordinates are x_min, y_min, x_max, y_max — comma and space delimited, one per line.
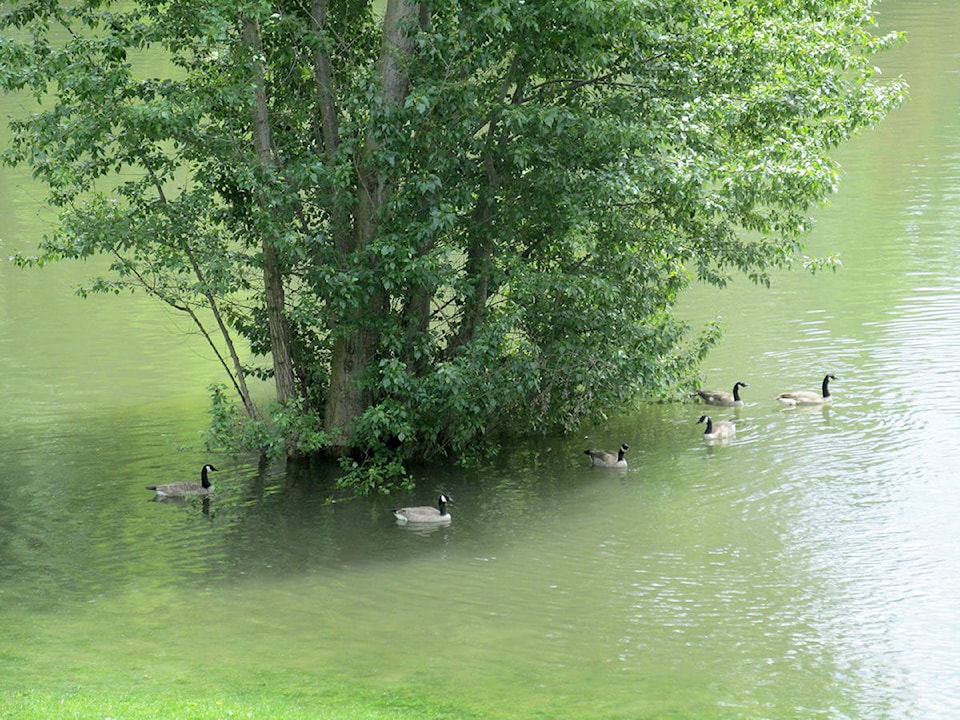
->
108, 245, 259, 419
136, 153, 259, 419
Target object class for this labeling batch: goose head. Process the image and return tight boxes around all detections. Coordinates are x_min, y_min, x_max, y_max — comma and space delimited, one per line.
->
200, 464, 218, 488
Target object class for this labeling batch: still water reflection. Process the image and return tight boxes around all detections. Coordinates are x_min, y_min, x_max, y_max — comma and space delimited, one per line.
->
2, 0, 960, 717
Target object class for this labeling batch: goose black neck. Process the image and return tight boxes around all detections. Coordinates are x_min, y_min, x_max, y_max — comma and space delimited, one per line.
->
821, 375, 832, 398
702, 417, 713, 434
438, 500, 447, 516
201, 467, 211, 489
617, 448, 626, 462
732, 384, 742, 401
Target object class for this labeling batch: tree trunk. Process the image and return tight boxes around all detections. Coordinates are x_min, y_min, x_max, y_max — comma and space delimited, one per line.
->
323, 0, 420, 455
448, 67, 520, 354
311, 0, 339, 158
241, 16, 298, 406
449, 156, 499, 353
401, 285, 433, 375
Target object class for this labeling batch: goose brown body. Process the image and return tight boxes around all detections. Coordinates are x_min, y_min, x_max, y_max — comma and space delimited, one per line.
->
584, 443, 629, 468
777, 374, 837, 406
697, 415, 736, 441
146, 464, 217, 497
697, 381, 749, 407
392, 494, 452, 524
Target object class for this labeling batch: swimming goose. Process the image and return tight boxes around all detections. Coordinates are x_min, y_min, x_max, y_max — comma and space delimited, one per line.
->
146, 464, 217, 498
392, 493, 453, 524
776, 373, 837, 406
697, 381, 749, 407
697, 415, 736, 441
584, 443, 629, 468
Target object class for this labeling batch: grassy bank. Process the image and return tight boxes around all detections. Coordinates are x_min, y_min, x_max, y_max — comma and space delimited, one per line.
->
1, 684, 485, 719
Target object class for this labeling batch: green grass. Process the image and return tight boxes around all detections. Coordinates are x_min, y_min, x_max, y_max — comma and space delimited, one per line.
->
1, 684, 487, 719
0, 658, 489, 720
0, 686, 723, 720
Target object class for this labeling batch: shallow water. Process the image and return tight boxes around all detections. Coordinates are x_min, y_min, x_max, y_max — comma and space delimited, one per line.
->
2, 0, 960, 717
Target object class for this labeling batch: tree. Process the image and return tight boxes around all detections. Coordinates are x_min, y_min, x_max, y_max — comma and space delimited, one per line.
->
0, 0, 905, 488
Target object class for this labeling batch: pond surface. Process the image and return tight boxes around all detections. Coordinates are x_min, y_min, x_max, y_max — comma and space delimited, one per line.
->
2, 1, 959, 717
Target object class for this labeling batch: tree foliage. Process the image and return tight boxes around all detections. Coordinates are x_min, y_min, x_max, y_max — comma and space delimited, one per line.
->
0, 0, 905, 488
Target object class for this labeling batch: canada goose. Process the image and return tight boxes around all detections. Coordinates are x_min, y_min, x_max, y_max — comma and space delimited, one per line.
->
697, 381, 749, 407
145, 464, 217, 498
776, 373, 837, 406
697, 415, 736, 441
392, 493, 453, 524
584, 443, 629, 468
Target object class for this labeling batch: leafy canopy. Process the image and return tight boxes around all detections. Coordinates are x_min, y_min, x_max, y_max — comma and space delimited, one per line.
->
0, 0, 905, 487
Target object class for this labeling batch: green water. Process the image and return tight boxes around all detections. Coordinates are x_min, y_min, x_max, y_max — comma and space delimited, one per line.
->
2, 1, 960, 717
